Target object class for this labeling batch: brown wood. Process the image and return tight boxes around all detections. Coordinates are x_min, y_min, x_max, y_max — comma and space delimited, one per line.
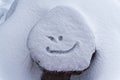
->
41, 70, 82, 80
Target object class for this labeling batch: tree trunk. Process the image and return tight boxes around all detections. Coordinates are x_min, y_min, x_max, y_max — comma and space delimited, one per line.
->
41, 70, 82, 80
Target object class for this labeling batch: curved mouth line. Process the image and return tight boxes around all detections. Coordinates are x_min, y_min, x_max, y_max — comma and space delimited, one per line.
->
46, 42, 78, 54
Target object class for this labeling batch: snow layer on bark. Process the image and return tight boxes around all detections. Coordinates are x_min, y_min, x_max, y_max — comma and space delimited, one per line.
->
27, 6, 95, 71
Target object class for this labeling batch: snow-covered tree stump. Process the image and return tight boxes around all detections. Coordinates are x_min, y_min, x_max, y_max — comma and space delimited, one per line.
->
27, 6, 95, 80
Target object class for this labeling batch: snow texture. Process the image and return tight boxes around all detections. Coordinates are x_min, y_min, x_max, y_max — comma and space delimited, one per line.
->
0, 0, 120, 80
0, 8, 7, 24
27, 6, 95, 72
0, 0, 48, 80
0, 0, 17, 24
5, 0, 18, 19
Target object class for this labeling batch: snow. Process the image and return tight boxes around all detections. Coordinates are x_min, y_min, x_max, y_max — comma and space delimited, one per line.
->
0, 0, 48, 80
0, 0, 120, 80
27, 6, 95, 72
0, 0, 14, 9
0, 0, 17, 24
5, 0, 18, 19
0, 8, 7, 24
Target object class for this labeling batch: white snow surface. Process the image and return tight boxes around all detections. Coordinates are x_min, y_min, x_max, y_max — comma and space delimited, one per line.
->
0, 0, 14, 9
0, 8, 7, 24
0, 0, 17, 24
0, 0, 120, 80
27, 6, 95, 71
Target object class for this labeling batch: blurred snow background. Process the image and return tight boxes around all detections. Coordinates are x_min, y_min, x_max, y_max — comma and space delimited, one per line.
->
0, 0, 14, 9
0, 0, 14, 24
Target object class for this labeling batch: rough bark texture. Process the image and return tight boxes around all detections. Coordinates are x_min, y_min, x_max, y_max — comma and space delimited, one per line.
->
41, 70, 81, 80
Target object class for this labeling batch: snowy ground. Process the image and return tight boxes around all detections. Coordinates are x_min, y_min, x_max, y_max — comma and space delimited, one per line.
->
0, 0, 120, 80
0, 0, 15, 24
0, 0, 14, 9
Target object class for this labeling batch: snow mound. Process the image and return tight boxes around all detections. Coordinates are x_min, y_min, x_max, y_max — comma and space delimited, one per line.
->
27, 6, 95, 72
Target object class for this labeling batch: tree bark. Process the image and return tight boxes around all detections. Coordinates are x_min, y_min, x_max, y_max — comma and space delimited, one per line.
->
41, 70, 81, 80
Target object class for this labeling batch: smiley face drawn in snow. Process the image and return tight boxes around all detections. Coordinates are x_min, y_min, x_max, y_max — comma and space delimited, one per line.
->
46, 35, 78, 54
27, 6, 95, 71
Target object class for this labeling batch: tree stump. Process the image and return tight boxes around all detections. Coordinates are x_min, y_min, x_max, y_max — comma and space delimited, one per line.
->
41, 70, 82, 80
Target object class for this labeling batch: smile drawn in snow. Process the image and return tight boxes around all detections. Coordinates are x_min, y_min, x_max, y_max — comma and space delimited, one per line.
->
46, 35, 78, 54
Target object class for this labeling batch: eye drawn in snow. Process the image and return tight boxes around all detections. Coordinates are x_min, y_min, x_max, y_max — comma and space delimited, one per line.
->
27, 6, 95, 72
